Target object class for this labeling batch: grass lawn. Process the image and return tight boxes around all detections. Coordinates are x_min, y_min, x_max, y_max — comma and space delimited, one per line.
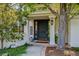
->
0, 43, 28, 56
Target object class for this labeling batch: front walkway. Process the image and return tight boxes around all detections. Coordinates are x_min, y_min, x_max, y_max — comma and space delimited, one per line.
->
21, 45, 46, 56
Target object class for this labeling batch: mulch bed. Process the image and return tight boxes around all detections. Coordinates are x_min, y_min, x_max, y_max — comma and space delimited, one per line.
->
45, 46, 79, 56
45, 47, 64, 56
75, 52, 79, 56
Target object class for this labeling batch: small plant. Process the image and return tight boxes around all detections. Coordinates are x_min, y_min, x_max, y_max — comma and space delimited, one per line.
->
55, 34, 58, 44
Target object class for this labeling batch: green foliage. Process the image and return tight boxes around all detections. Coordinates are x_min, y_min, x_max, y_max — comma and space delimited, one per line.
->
55, 34, 58, 44
0, 44, 28, 56
0, 4, 19, 41
72, 47, 79, 51
0, 3, 36, 48
17, 4, 36, 26
67, 4, 79, 21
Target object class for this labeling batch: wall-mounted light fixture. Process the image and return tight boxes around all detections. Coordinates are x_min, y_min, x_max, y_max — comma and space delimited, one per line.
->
51, 20, 53, 25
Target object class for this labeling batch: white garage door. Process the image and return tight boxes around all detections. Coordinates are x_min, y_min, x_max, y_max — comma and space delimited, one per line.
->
70, 19, 79, 47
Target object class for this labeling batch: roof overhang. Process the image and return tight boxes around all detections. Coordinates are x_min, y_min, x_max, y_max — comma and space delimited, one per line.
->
28, 11, 52, 20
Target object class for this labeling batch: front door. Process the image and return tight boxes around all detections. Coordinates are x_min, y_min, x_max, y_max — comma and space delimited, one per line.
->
34, 20, 49, 41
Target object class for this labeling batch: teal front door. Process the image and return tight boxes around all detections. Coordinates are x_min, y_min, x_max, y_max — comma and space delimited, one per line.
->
34, 20, 49, 41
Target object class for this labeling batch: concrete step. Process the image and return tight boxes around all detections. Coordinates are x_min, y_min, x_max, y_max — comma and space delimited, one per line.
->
29, 42, 50, 47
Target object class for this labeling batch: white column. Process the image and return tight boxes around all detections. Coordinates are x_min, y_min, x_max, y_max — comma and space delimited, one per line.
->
29, 20, 34, 42
49, 16, 55, 47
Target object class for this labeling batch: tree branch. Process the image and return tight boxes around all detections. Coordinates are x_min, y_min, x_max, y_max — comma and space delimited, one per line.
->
44, 4, 59, 16
68, 10, 79, 22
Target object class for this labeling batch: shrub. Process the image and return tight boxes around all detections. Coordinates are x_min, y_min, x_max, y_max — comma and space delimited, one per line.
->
55, 34, 58, 44
72, 47, 79, 51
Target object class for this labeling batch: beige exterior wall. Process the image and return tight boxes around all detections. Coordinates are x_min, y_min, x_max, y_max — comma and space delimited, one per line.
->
0, 39, 28, 49
69, 15, 79, 47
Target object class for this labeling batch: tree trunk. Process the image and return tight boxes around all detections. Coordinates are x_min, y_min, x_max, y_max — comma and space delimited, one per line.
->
58, 3, 67, 49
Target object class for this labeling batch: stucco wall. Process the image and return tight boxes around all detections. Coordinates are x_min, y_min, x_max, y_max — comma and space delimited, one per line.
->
3, 39, 27, 48
0, 38, 28, 49
69, 15, 79, 47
